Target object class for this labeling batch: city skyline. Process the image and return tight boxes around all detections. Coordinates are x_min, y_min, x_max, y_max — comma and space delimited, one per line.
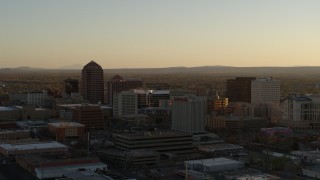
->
1, 0, 320, 68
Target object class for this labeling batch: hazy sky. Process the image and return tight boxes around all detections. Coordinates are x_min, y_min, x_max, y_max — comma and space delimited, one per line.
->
1, 1, 320, 68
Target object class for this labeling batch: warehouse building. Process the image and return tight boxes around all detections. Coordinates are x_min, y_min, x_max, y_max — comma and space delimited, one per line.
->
0, 141, 68, 157
16, 155, 106, 180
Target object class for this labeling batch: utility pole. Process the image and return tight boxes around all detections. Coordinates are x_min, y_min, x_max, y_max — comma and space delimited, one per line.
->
87, 131, 90, 158
185, 162, 188, 180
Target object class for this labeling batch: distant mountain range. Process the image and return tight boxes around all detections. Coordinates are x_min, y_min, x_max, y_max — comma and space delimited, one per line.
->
1, 65, 320, 75
59, 64, 84, 69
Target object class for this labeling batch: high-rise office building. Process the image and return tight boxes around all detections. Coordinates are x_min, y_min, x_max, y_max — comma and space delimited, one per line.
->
81, 61, 104, 104
113, 91, 138, 118
107, 75, 127, 105
207, 97, 229, 116
133, 89, 149, 109
226, 77, 256, 103
107, 75, 143, 105
172, 96, 206, 134
251, 77, 280, 105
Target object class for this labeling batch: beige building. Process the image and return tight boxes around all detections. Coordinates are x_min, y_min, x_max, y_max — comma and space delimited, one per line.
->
48, 122, 85, 141
251, 77, 280, 105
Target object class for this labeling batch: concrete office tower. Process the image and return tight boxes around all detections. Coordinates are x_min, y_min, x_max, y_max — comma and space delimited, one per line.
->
172, 96, 206, 134
251, 77, 280, 105
81, 61, 104, 104
226, 77, 256, 103
107, 75, 127, 105
113, 91, 138, 118
64, 79, 79, 95
107, 75, 143, 105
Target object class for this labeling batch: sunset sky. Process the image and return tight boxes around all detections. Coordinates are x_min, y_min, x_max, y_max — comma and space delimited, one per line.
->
1, 0, 319, 68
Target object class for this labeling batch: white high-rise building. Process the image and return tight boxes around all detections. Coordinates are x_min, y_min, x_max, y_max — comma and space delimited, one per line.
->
113, 91, 138, 118
172, 96, 206, 133
251, 78, 280, 105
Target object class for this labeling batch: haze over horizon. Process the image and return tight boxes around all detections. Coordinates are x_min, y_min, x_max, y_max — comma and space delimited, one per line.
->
1, 0, 320, 69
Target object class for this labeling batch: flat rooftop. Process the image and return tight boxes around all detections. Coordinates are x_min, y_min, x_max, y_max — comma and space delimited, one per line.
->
16, 121, 48, 126
115, 130, 192, 139
48, 122, 85, 128
0, 141, 67, 151
99, 148, 159, 157
0, 129, 29, 134
185, 157, 242, 166
58, 104, 100, 108
198, 143, 243, 152
291, 150, 320, 155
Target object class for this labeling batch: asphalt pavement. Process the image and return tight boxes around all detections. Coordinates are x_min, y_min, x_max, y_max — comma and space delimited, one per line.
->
0, 163, 37, 180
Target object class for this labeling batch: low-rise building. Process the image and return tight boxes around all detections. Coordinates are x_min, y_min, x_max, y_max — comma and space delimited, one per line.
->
291, 150, 320, 164
198, 143, 244, 156
261, 127, 292, 136
0, 141, 68, 157
225, 116, 268, 131
48, 122, 85, 141
97, 148, 159, 168
0, 106, 21, 121
281, 94, 320, 129
16, 121, 48, 136
193, 133, 224, 146
302, 167, 320, 179
0, 130, 30, 141
184, 157, 244, 172
114, 130, 194, 155
16, 155, 106, 180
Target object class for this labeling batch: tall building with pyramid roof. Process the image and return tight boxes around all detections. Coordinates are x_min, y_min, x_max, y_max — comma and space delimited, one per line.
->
81, 61, 104, 104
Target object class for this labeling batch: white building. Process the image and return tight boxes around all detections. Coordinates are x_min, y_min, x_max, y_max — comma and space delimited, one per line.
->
113, 91, 138, 118
281, 94, 320, 129
251, 78, 280, 105
291, 150, 320, 163
10, 91, 48, 107
172, 96, 206, 134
